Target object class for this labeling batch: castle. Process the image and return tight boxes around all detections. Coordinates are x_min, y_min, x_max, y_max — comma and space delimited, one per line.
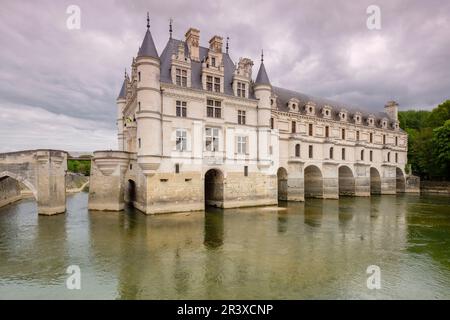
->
88, 15, 413, 214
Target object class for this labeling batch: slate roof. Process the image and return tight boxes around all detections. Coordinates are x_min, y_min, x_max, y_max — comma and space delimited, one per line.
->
255, 62, 271, 86
117, 78, 127, 99
137, 29, 159, 58
159, 38, 257, 98
154, 37, 398, 127
272, 86, 397, 126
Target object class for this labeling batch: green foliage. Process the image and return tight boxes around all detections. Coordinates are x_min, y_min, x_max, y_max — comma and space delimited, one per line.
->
432, 120, 450, 180
67, 159, 91, 176
400, 100, 450, 180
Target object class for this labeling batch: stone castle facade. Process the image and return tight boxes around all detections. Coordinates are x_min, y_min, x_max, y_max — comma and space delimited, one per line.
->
88, 16, 413, 214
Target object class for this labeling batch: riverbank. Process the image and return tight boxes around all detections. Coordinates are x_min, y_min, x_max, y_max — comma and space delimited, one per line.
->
420, 181, 450, 194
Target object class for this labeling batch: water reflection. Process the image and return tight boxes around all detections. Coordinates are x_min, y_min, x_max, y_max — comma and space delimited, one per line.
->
0, 192, 449, 299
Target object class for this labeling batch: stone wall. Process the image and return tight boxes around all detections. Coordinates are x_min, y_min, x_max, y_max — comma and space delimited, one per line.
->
0, 177, 22, 208
420, 181, 449, 194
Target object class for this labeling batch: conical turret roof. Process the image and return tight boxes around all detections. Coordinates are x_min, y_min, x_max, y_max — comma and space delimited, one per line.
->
255, 62, 271, 86
117, 77, 127, 100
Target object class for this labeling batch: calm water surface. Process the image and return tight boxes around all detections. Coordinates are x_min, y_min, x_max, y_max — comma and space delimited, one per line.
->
0, 192, 449, 299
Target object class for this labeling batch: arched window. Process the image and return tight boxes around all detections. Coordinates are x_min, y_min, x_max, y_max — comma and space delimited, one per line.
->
329, 147, 334, 159
295, 144, 300, 157
361, 150, 364, 161
387, 152, 391, 162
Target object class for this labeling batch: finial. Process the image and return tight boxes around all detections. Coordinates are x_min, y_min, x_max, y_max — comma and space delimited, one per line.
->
261, 49, 264, 63
169, 18, 173, 39
226, 37, 229, 54
146, 12, 150, 30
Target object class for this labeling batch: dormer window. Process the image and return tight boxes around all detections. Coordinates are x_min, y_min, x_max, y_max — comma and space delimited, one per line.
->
354, 112, 362, 124
211, 57, 216, 67
367, 115, 375, 127
237, 82, 246, 98
176, 68, 187, 87
381, 118, 388, 129
322, 105, 332, 119
339, 110, 348, 121
392, 121, 399, 131
305, 102, 316, 116
288, 98, 300, 112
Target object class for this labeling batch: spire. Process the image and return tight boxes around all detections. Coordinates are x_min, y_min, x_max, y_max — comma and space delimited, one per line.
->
255, 49, 271, 86
169, 18, 173, 39
226, 37, 229, 54
137, 13, 159, 59
117, 73, 127, 100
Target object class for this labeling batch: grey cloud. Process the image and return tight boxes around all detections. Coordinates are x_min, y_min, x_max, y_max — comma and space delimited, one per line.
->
0, 0, 449, 151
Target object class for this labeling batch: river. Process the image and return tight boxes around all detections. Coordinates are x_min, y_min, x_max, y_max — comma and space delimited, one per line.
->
0, 192, 449, 299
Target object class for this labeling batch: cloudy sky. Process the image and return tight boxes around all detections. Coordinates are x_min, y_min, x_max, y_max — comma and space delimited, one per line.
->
0, 0, 449, 152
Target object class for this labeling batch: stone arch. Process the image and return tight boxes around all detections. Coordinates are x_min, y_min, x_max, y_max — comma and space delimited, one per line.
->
125, 179, 137, 206
338, 165, 355, 196
304, 165, 323, 198
277, 167, 288, 201
0, 171, 37, 200
396, 167, 405, 193
204, 168, 225, 208
370, 167, 381, 195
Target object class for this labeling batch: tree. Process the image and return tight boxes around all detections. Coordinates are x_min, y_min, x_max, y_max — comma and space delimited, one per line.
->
426, 100, 450, 128
432, 120, 450, 180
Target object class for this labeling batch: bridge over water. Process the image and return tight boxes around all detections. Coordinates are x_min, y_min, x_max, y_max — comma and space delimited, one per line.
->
0, 150, 67, 215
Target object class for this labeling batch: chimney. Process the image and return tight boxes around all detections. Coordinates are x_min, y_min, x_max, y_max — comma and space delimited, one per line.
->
384, 101, 399, 121
209, 35, 223, 53
185, 27, 200, 62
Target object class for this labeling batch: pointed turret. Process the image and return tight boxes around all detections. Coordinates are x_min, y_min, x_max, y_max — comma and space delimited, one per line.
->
255, 50, 271, 86
137, 13, 159, 59
117, 71, 127, 100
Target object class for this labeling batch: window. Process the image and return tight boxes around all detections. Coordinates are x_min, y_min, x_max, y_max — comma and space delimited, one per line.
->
342, 128, 346, 140
270, 118, 274, 129
205, 127, 219, 151
370, 150, 373, 162
138, 138, 141, 148
387, 152, 391, 162
206, 75, 213, 91
176, 101, 187, 117
342, 148, 346, 160
370, 133, 373, 143
237, 136, 247, 154
207, 99, 221, 118
237, 82, 246, 98
292, 121, 296, 133
308, 124, 313, 136
329, 147, 334, 159
395, 153, 398, 163
325, 126, 329, 138
295, 144, 300, 157
395, 136, 398, 146
176, 129, 187, 151
238, 110, 246, 125
383, 135, 386, 145
138, 102, 141, 112
130, 164, 133, 170
176, 68, 187, 87
269, 146, 273, 155
175, 163, 180, 174
309, 145, 313, 159
244, 166, 248, 177
211, 57, 216, 67
361, 150, 364, 161
138, 72, 141, 82
356, 131, 360, 141
214, 77, 220, 92
206, 76, 221, 92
